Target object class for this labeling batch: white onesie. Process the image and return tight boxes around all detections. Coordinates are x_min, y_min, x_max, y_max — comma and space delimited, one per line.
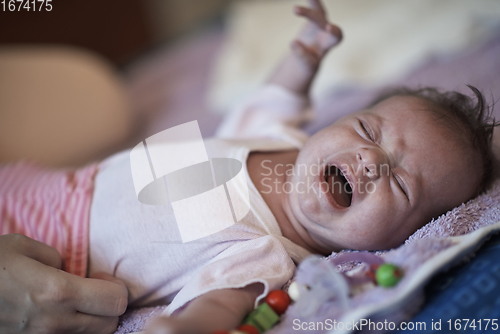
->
88, 85, 313, 314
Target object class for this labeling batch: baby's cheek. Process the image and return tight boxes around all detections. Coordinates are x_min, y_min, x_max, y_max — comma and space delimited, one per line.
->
298, 192, 321, 217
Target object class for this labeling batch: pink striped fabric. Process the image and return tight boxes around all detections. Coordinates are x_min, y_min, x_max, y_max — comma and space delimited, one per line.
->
0, 162, 98, 277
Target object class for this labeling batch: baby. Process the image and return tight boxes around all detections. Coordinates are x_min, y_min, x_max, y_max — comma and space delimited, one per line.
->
0, 1, 496, 334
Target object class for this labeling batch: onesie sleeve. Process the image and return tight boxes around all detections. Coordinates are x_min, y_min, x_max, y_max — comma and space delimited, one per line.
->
164, 235, 296, 316
215, 84, 312, 143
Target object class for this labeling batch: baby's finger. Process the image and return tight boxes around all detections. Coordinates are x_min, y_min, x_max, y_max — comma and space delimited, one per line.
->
326, 23, 343, 44
294, 6, 327, 28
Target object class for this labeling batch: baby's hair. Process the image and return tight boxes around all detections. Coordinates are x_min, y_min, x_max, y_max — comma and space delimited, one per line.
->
371, 85, 499, 195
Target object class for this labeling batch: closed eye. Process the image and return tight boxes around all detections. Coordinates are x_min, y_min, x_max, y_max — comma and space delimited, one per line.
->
359, 120, 375, 142
393, 173, 409, 201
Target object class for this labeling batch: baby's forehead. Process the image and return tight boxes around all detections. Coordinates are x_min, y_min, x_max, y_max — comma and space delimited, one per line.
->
366, 95, 460, 141
359, 97, 438, 136
368, 95, 436, 118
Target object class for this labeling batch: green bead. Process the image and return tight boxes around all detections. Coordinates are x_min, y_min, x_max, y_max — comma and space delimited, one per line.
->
243, 302, 280, 331
375, 263, 403, 287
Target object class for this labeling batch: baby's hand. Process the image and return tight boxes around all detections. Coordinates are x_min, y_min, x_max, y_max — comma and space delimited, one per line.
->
146, 316, 192, 334
293, 0, 342, 70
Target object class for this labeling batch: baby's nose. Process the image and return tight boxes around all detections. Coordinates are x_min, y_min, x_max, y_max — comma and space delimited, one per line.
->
356, 148, 387, 180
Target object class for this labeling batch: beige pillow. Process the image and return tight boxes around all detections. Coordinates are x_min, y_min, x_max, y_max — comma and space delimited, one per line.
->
0, 47, 134, 167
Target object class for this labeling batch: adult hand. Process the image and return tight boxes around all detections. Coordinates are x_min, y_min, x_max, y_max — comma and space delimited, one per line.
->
0, 234, 128, 334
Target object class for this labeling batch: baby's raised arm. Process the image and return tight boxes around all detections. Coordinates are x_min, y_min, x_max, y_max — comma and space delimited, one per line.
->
267, 0, 342, 96
215, 0, 342, 140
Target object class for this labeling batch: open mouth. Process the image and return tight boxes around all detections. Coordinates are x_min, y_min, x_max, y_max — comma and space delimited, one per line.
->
324, 165, 353, 207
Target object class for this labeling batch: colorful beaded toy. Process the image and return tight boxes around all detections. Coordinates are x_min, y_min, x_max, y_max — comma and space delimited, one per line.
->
210, 257, 403, 334
210, 289, 291, 334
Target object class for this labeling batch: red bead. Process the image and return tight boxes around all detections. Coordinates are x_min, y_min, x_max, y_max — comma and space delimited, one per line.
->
238, 324, 261, 334
265, 290, 291, 315
366, 264, 380, 282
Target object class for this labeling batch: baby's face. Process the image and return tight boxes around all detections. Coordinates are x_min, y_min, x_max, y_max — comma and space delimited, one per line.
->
286, 96, 481, 252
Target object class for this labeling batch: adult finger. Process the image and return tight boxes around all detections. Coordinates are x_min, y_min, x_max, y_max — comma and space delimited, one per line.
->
46, 312, 120, 334
8, 234, 62, 269
90, 272, 128, 289
73, 313, 120, 334
67, 272, 128, 316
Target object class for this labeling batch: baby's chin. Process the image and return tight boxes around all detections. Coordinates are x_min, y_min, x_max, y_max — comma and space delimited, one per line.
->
311, 217, 411, 252
353, 232, 408, 251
